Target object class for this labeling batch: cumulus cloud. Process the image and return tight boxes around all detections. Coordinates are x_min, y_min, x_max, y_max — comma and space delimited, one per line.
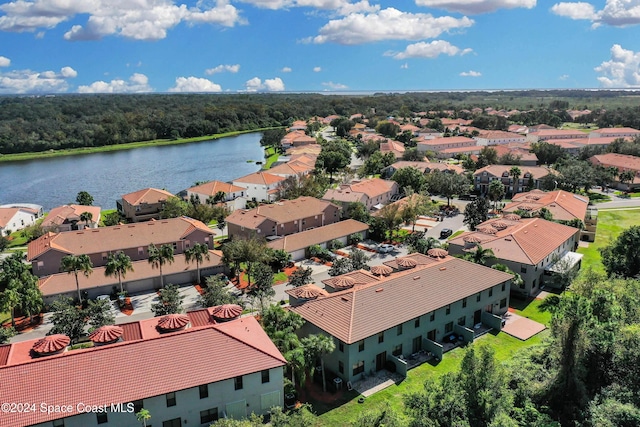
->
388, 40, 472, 59
322, 81, 347, 89
0, 0, 243, 40
168, 76, 222, 92
244, 76, 285, 92
416, 0, 536, 14
595, 44, 640, 88
0, 56, 9, 67
0, 66, 77, 94
310, 8, 473, 45
205, 64, 240, 75
313, 66, 322, 72
460, 70, 481, 77
551, 1, 640, 27
237, 0, 379, 15
281, 66, 292, 72
77, 73, 152, 93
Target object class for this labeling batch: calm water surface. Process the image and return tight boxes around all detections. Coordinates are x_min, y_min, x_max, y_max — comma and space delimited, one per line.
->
0, 133, 265, 210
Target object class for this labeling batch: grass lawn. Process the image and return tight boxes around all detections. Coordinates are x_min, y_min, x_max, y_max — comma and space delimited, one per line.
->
586, 191, 611, 203
577, 208, 640, 275
509, 297, 552, 326
561, 122, 597, 132
315, 330, 548, 426
448, 230, 465, 240
0, 311, 11, 325
263, 147, 280, 169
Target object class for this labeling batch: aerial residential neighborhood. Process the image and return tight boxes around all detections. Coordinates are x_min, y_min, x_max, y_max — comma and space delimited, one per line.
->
3, 96, 640, 427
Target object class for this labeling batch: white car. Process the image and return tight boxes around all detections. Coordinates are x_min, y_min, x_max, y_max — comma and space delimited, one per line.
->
377, 244, 395, 253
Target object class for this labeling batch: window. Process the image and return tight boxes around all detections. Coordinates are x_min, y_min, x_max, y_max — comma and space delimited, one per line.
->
53, 420, 65, 427
37, 261, 44, 270
532, 279, 537, 288
458, 316, 466, 326
397, 324, 403, 336
446, 305, 451, 315
234, 375, 243, 390
500, 298, 507, 309
172, 242, 177, 250
358, 340, 365, 352
261, 369, 270, 384
521, 265, 527, 273
378, 332, 384, 343
353, 361, 365, 375
462, 298, 467, 308
489, 288, 493, 297
392, 344, 403, 356
199, 384, 209, 399
96, 412, 108, 424
163, 418, 182, 427
185, 240, 190, 248
445, 322, 454, 333
138, 247, 144, 255
476, 292, 481, 302
414, 317, 420, 328
200, 408, 219, 424
501, 283, 506, 292
101, 252, 107, 261
166, 392, 176, 407
430, 312, 435, 322
338, 341, 344, 352
133, 400, 143, 413
339, 361, 344, 374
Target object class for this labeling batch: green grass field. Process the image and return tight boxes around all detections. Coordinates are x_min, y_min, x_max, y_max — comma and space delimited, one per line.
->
263, 147, 280, 169
577, 208, 640, 275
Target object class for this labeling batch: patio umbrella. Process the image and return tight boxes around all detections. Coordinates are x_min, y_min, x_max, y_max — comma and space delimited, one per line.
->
476, 225, 498, 234
332, 276, 356, 289
211, 304, 243, 321
397, 257, 417, 268
32, 334, 70, 355
370, 265, 394, 276
427, 248, 448, 258
503, 214, 521, 221
89, 325, 124, 344
157, 313, 190, 331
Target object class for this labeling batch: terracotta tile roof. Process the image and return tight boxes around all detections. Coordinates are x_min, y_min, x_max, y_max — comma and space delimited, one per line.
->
121, 187, 174, 206
292, 257, 513, 344
590, 153, 640, 172
226, 197, 339, 230
266, 220, 368, 253
285, 144, 322, 157
530, 129, 588, 139
0, 208, 22, 228
0, 316, 285, 427
41, 205, 102, 228
476, 130, 525, 140
418, 136, 475, 146
383, 252, 440, 270
187, 308, 216, 327
323, 179, 398, 203
233, 171, 286, 186
37, 251, 223, 297
211, 304, 244, 320
268, 160, 314, 176
473, 165, 553, 180
186, 180, 246, 196
439, 146, 483, 154
504, 190, 589, 221
592, 127, 640, 135
322, 269, 380, 290
120, 322, 142, 341
448, 217, 579, 265
89, 325, 124, 343
380, 140, 406, 156
28, 217, 214, 260
286, 284, 328, 300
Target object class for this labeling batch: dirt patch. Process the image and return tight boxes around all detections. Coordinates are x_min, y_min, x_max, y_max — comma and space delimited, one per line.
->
119, 299, 134, 316
2, 315, 43, 333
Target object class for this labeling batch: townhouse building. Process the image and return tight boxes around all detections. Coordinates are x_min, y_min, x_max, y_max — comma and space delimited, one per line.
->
322, 178, 399, 211
117, 188, 174, 223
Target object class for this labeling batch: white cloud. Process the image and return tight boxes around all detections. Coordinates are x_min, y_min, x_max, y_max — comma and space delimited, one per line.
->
322, 81, 347, 89
460, 70, 481, 77
281, 66, 292, 72
595, 44, 640, 88
389, 40, 472, 59
168, 76, 222, 92
205, 64, 240, 75
401, 63, 409, 69
0, 56, 10, 67
237, 0, 379, 15
559, 74, 569, 80
244, 76, 285, 92
310, 8, 474, 45
552, 1, 640, 27
78, 73, 153, 93
550, 2, 596, 20
0, 0, 244, 40
0, 66, 77, 94
416, 0, 536, 14
313, 66, 322, 72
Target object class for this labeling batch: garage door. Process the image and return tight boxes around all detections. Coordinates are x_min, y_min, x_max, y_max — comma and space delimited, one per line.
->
291, 249, 306, 261
225, 400, 246, 420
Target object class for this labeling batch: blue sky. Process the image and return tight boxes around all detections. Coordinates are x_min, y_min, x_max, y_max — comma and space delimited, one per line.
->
0, 0, 639, 94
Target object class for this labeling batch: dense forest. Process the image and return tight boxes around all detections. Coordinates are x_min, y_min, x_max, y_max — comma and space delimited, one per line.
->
2, 90, 640, 155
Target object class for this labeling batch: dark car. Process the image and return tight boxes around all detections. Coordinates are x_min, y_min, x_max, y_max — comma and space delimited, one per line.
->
439, 228, 453, 239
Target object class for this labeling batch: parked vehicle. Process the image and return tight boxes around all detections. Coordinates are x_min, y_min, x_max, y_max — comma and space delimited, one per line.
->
439, 229, 453, 239
377, 244, 395, 253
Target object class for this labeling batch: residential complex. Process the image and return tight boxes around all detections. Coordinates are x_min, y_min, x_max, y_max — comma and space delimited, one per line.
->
117, 188, 174, 222
473, 165, 554, 195
41, 204, 102, 232
323, 178, 399, 210
590, 152, 640, 190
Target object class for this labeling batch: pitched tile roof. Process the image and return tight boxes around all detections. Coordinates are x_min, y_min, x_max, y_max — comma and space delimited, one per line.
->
504, 190, 589, 221
186, 180, 246, 196
268, 160, 315, 176
323, 179, 397, 203
448, 217, 579, 265
418, 136, 475, 146
322, 269, 381, 290
37, 250, 223, 296
226, 197, 339, 230
291, 257, 513, 344
121, 187, 174, 205
590, 152, 640, 172
28, 217, 214, 260
0, 208, 22, 228
266, 220, 368, 252
473, 165, 553, 180
0, 316, 285, 427
41, 205, 102, 228
233, 171, 286, 186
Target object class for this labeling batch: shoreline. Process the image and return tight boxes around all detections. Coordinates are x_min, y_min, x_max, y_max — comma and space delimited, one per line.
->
0, 127, 280, 163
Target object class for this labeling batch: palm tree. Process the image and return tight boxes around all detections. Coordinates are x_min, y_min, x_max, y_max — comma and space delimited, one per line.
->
184, 242, 210, 284
466, 244, 496, 266
60, 254, 93, 303
302, 334, 336, 393
147, 244, 174, 288
136, 408, 151, 427
0, 283, 21, 326
105, 251, 134, 294
21, 284, 44, 324
213, 190, 227, 204
79, 211, 93, 228
487, 179, 506, 210
509, 166, 522, 194
619, 170, 635, 190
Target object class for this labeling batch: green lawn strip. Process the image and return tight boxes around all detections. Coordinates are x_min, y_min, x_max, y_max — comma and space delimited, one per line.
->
274, 271, 288, 283
510, 298, 552, 326
263, 147, 280, 169
0, 128, 281, 163
315, 331, 548, 426
448, 230, 465, 240
586, 192, 612, 203
0, 311, 11, 325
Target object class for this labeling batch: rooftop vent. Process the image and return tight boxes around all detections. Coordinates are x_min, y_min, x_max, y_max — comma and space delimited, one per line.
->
439, 267, 447, 271
375, 288, 384, 293
413, 276, 421, 280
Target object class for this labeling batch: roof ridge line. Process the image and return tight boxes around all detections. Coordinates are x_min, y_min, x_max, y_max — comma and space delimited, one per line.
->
213, 318, 287, 364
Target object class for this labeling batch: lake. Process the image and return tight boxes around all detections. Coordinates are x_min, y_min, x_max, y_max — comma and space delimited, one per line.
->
0, 133, 265, 210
